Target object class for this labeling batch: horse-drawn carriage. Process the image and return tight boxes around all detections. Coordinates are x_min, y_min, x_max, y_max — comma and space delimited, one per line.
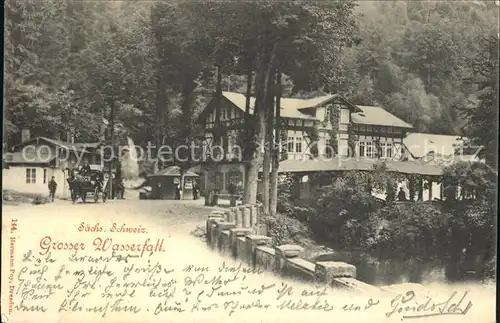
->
67, 166, 109, 203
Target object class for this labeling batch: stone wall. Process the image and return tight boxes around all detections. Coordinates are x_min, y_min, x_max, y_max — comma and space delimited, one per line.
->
206, 207, 380, 292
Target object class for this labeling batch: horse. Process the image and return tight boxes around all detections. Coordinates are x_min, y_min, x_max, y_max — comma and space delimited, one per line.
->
65, 168, 82, 202
65, 168, 94, 203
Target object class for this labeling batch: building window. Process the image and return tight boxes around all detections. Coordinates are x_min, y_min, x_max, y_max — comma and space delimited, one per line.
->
26, 168, 36, 184
325, 106, 331, 122
221, 107, 226, 120
386, 143, 393, 158
325, 139, 333, 158
226, 171, 242, 189
43, 169, 47, 184
295, 137, 302, 153
388, 127, 393, 133
214, 172, 224, 190
366, 142, 373, 158
359, 142, 365, 157
287, 137, 294, 153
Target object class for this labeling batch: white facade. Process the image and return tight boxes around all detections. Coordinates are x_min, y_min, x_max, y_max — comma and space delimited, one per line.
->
3, 166, 71, 199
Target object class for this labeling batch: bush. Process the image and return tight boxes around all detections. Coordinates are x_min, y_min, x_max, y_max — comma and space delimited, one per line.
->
365, 203, 454, 259
32, 195, 51, 205
309, 175, 382, 247
264, 213, 314, 248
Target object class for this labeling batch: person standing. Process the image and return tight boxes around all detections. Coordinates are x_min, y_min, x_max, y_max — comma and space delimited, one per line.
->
397, 187, 407, 201
118, 179, 125, 199
175, 183, 181, 200
48, 176, 57, 202
193, 181, 199, 200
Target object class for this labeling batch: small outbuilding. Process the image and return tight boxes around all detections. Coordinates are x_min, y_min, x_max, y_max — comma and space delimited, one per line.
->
147, 166, 199, 200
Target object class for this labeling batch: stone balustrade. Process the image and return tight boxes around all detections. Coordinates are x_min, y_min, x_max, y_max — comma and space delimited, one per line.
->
205, 208, 379, 292
217, 204, 262, 232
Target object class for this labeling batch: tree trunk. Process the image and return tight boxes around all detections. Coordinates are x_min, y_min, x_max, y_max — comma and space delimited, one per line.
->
179, 78, 197, 196
242, 44, 278, 204
262, 74, 275, 212
108, 100, 115, 199
205, 65, 223, 205
243, 66, 253, 195
270, 71, 282, 216
179, 171, 185, 200
243, 67, 266, 204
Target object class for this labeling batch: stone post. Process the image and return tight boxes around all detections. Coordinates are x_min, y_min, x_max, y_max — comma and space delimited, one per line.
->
234, 207, 243, 228
249, 205, 257, 227
274, 245, 303, 275
229, 228, 251, 258
244, 235, 272, 266
228, 208, 236, 223
209, 218, 225, 249
242, 206, 251, 228
206, 211, 223, 240
314, 261, 357, 286
223, 210, 232, 222
215, 221, 236, 252
207, 211, 224, 245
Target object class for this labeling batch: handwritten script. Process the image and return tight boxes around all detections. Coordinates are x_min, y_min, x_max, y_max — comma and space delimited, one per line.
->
6, 249, 475, 320
2, 218, 480, 322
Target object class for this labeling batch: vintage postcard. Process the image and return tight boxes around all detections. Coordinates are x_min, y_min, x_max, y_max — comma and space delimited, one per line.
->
2, 1, 498, 322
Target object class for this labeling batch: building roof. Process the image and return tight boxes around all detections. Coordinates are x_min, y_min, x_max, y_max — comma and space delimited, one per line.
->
199, 91, 414, 130
277, 157, 443, 176
4, 152, 55, 165
403, 133, 466, 158
149, 166, 199, 177
351, 106, 413, 129
12, 136, 101, 153
221, 92, 317, 120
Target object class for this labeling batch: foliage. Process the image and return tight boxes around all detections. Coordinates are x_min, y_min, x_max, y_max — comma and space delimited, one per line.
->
264, 213, 314, 248
339, 1, 497, 134
365, 203, 454, 259
274, 160, 496, 269
459, 35, 499, 168
305, 126, 319, 158
328, 104, 339, 155
441, 161, 496, 201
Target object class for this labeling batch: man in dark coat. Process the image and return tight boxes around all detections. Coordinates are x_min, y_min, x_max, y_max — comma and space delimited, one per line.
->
79, 159, 91, 177
48, 176, 57, 202
192, 181, 199, 200
397, 188, 407, 201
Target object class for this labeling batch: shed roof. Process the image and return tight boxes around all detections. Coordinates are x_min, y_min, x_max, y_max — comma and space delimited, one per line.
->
351, 106, 413, 129
403, 133, 466, 158
149, 166, 199, 177
277, 157, 443, 176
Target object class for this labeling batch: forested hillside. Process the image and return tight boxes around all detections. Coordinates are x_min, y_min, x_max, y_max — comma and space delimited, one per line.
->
4, 0, 498, 147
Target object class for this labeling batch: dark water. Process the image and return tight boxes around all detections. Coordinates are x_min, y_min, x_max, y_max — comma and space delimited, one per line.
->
312, 251, 487, 286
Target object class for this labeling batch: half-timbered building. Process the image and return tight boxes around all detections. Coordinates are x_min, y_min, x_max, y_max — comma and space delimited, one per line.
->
195, 91, 469, 201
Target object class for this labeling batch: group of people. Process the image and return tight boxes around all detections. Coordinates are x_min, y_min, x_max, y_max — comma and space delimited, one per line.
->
173, 182, 200, 200
49, 160, 125, 202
